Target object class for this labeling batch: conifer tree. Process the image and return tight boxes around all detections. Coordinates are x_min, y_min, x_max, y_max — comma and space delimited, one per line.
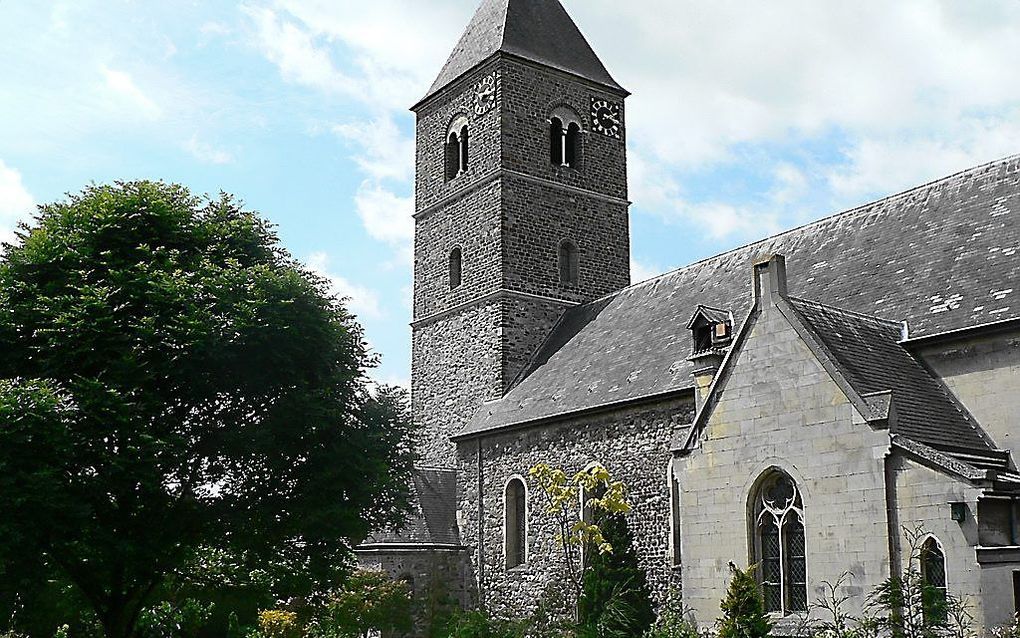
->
718, 564, 773, 638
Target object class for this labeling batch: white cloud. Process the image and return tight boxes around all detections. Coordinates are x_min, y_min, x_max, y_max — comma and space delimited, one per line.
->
333, 117, 414, 183
306, 251, 384, 319
0, 160, 35, 244
352, 182, 414, 265
184, 136, 234, 165
630, 258, 662, 285
101, 66, 162, 120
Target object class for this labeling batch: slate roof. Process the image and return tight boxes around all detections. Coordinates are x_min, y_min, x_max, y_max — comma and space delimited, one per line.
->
788, 297, 992, 453
419, 0, 625, 106
459, 154, 1020, 439
361, 469, 460, 546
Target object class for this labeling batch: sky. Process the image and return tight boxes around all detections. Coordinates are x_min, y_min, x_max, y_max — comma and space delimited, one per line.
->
2, 0, 1020, 388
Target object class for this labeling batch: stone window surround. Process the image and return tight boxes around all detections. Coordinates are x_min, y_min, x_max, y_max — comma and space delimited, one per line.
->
750, 468, 808, 616
504, 474, 530, 570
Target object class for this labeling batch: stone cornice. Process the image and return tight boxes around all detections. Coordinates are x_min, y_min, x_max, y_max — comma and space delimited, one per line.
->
414, 168, 630, 222
411, 289, 579, 329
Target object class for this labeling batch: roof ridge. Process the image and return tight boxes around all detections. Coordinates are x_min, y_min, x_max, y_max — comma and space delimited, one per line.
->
787, 295, 905, 330
616, 152, 1020, 302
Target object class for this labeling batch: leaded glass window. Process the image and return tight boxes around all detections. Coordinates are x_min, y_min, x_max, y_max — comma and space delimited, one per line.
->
920, 537, 948, 623
753, 471, 807, 615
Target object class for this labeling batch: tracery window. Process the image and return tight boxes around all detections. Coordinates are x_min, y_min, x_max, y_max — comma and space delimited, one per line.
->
920, 537, 948, 622
752, 471, 807, 615
505, 477, 527, 569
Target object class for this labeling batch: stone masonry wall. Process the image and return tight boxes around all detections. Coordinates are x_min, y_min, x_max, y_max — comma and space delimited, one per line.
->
413, 302, 504, 467
888, 455, 995, 628
499, 294, 574, 390
677, 305, 892, 625
503, 175, 630, 303
456, 397, 695, 620
917, 330, 1020, 462
499, 58, 628, 202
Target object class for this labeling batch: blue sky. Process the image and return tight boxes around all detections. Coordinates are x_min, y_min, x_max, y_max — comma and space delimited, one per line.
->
2, 0, 1020, 388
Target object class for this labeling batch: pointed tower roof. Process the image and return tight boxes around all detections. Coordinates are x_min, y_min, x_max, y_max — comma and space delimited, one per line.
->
417, 0, 626, 107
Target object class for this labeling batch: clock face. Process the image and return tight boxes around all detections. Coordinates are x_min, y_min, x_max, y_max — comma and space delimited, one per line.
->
591, 98, 622, 139
473, 73, 497, 116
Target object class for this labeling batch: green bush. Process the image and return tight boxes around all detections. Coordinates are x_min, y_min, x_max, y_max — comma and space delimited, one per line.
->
579, 512, 655, 638
440, 610, 524, 638
718, 565, 772, 638
310, 570, 413, 638
644, 588, 700, 638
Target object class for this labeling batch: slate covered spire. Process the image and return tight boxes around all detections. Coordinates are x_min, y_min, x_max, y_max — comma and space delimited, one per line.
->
419, 0, 626, 105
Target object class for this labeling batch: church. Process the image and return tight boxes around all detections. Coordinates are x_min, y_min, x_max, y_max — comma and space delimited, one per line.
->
356, 0, 1020, 632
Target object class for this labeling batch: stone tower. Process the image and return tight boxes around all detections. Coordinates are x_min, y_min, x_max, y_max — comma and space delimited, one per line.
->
411, 0, 631, 467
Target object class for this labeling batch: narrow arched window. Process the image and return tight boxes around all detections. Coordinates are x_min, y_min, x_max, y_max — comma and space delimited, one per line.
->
449, 247, 462, 290
505, 478, 527, 569
565, 122, 580, 168
920, 537, 948, 622
669, 465, 682, 568
559, 240, 578, 285
550, 117, 565, 165
752, 471, 807, 615
445, 132, 460, 181
459, 125, 469, 173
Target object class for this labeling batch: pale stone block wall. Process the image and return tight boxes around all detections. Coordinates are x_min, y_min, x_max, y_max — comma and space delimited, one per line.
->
917, 330, 1020, 461
677, 306, 892, 626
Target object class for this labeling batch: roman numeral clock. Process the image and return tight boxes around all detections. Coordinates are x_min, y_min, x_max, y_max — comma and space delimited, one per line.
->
591, 97, 623, 139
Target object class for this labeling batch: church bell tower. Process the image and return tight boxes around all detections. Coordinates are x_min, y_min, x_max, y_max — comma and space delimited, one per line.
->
411, 0, 631, 467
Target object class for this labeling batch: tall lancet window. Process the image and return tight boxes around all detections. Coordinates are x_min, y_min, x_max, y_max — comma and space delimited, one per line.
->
559, 240, 579, 285
505, 477, 528, 569
449, 247, 462, 290
752, 470, 807, 615
920, 537, 948, 622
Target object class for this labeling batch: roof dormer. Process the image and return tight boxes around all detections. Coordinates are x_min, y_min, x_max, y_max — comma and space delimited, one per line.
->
687, 305, 734, 357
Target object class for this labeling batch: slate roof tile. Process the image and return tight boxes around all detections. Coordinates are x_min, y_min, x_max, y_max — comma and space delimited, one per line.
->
460, 154, 1020, 437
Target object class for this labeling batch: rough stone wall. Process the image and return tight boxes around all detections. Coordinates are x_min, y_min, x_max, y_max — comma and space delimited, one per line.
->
917, 330, 1020, 461
357, 549, 476, 630
456, 397, 694, 620
677, 305, 892, 625
887, 455, 998, 628
499, 58, 628, 201
412, 303, 504, 467
502, 175, 630, 303
499, 294, 574, 389
415, 60, 503, 211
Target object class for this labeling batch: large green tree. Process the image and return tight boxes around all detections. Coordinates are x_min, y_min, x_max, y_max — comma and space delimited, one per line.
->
0, 182, 416, 638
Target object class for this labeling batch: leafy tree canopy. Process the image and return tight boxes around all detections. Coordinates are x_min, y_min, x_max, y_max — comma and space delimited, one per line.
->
0, 181, 416, 638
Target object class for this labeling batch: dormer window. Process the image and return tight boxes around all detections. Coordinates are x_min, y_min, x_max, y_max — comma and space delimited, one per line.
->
549, 107, 581, 169
687, 305, 733, 356
445, 116, 470, 181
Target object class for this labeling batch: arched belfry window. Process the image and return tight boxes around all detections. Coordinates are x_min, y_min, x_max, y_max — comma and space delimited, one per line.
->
920, 537, 948, 622
559, 240, 579, 285
445, 117, 469, 181
751, 470, 807, 615
505, 477, 528, 569
449, 247, 462, 290
549, 107, 581, 169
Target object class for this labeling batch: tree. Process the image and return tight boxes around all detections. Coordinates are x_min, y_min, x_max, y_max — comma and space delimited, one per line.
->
718, 565, 773, 638
0, 181, 417, 638
578, 511, 655, 637
528, 463, 631, 620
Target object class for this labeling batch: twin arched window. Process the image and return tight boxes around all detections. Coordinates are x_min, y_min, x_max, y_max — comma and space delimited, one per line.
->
550, 117, 580, 168
505, 477, 527, 569
445, 120, 469, 181
559, 240, 579, 285
752, 471, 807, 615
449, 247, 462, 290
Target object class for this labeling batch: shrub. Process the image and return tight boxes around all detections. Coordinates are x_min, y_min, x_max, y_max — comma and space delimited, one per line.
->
137, 600, 216, 638
579, 512, 655, 637
312, 570, 413, 638
256, 610, 302, 638
644, 588, 700, 638
440, 610, 524, 638
718, 565, 772, 638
